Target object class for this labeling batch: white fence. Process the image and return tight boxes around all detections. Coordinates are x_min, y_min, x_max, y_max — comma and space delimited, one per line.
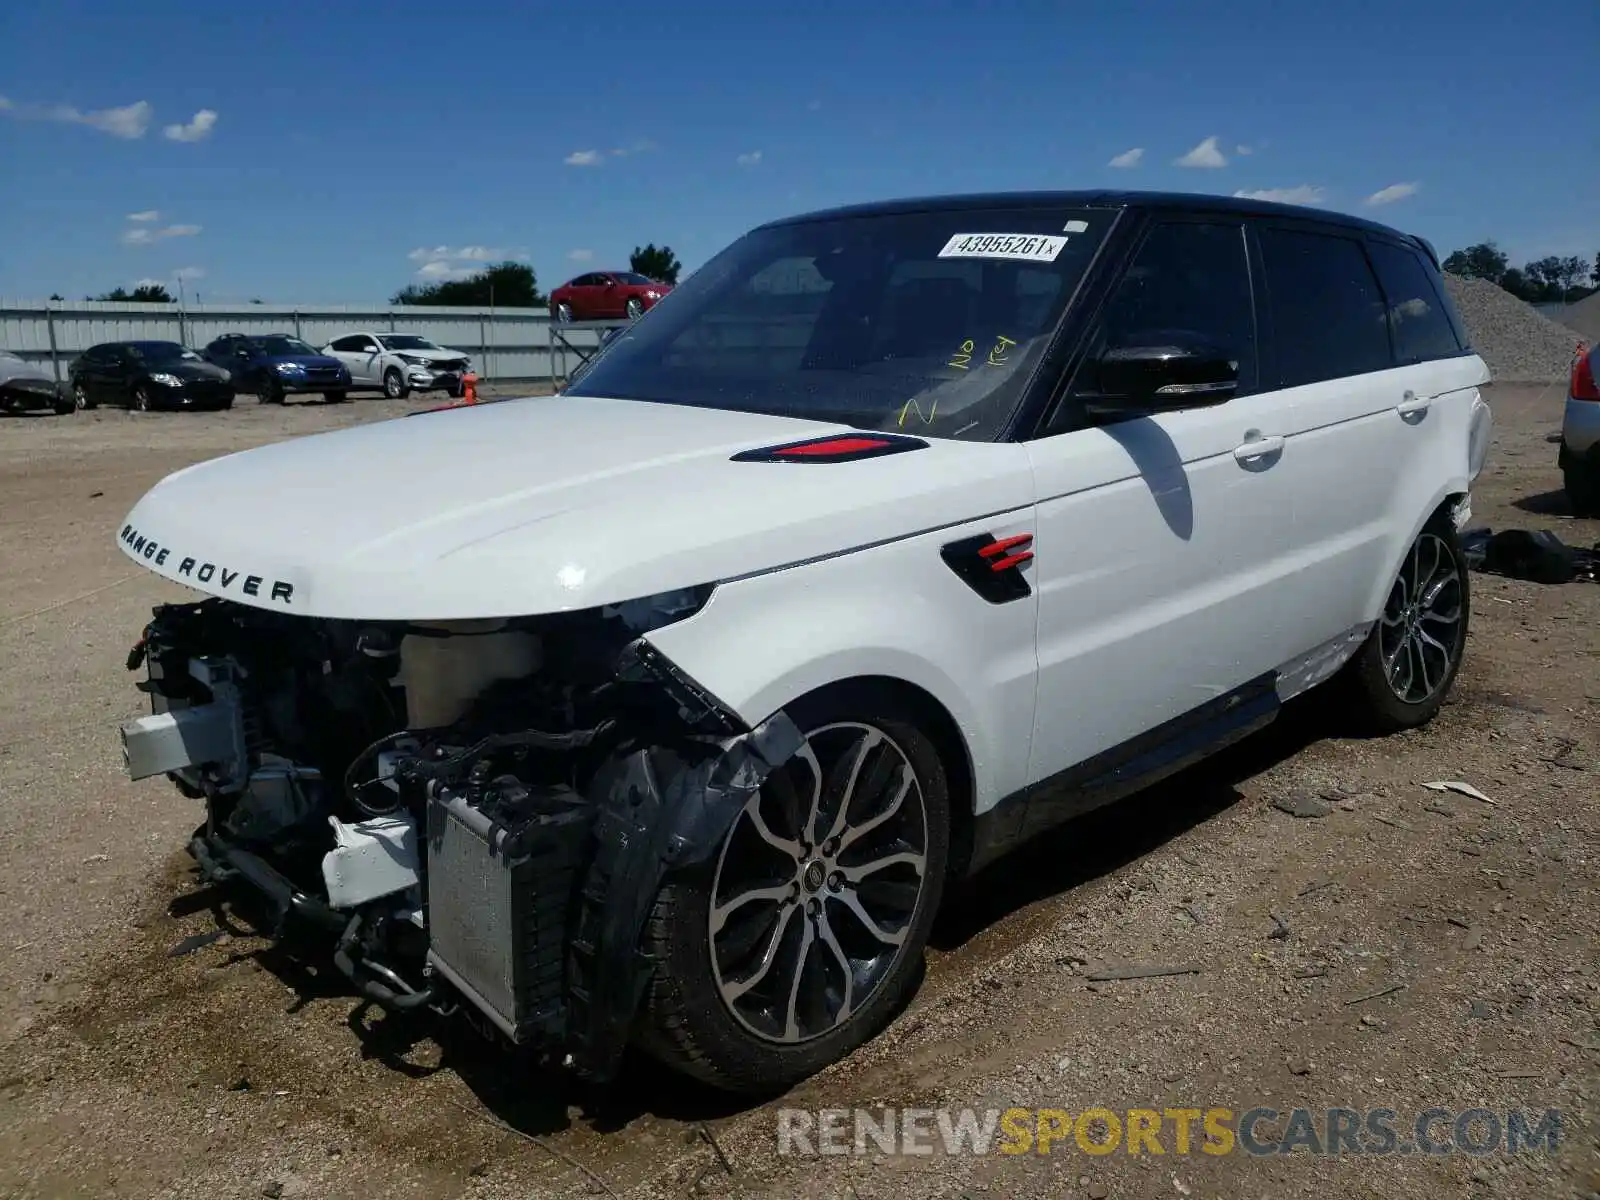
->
0, 299, 612, 385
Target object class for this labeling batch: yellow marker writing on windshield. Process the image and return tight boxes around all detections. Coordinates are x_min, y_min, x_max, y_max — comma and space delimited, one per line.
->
948, 339, 975, 371
898, 397, 938, 427
988, 335, 1018, 367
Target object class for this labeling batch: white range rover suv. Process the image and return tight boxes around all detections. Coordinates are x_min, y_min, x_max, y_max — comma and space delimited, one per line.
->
114, 191, 1492, 1097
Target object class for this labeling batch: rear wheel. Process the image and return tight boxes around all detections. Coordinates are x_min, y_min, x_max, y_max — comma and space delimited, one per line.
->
383, 368, 408, 400
1336, 517, 1469, 733
73, 382, 95, 411
1564, 462, 1600, 517
638, 685, 951, 1096
322, 391, 347, 404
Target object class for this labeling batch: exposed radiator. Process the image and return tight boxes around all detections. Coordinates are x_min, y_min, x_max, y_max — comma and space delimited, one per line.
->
423, 787, 589, 1043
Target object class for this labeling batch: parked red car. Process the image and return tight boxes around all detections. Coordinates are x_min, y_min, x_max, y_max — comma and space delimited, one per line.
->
549, 271, 672, 323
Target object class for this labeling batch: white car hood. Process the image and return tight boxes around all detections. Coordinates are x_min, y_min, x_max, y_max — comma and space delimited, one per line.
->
116, 395, 1031, 620
394, 347, 464, 363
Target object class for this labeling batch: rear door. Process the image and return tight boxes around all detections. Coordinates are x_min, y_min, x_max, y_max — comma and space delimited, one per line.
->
1022, 216, 1301, 830
1253, 223, 1447, 659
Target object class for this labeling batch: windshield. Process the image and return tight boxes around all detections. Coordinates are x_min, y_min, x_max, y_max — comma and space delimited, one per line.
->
127, 342, 200, 363
379, 335, 439, 351
253, 336, 320, 357
563, 206, 1112, 441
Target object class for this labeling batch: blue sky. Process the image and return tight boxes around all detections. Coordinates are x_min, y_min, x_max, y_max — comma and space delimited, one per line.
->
2, 0, 1596, 305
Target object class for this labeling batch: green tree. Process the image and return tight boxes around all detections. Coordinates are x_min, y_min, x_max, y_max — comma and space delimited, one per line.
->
629, 243, 682, 285
1441, 241, 1509, 282
95, 284, 174, 302
392, 261, 544, 307
48, 293, 63, 301
1593, 250, 1600, 286
1498, 267, 1531, 301
1553, 255, 1587, 298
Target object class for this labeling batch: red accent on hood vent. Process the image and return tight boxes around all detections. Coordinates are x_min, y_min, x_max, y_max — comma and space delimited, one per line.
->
731, 432, 930, 464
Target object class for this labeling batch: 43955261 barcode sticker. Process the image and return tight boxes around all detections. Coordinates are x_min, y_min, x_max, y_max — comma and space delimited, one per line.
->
937, 233, 1068, 262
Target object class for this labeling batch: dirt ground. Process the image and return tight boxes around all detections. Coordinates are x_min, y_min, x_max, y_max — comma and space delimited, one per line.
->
0, 382, 1594, 1200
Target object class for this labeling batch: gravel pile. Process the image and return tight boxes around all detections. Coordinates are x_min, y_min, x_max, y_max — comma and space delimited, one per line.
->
1442, 273, 1583, 382
1555, 289, 1600, 341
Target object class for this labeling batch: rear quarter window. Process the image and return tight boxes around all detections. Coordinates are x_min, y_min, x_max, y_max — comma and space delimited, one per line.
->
1365, 240, 1465, 364
1258, 227, 1392, 388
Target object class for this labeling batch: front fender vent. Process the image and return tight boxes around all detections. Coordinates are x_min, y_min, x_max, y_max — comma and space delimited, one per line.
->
941, 532, 1035, 604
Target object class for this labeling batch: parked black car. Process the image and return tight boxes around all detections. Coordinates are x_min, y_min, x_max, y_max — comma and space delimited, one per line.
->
1, 349, 74, 415
203, 332, 352, 404
69, 341, 234, 412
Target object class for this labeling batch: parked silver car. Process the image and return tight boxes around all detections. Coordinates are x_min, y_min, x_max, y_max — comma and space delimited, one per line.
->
0, 350, 72, 415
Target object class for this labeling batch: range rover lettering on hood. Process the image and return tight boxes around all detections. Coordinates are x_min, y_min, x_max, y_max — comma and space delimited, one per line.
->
119, 523, 296, 605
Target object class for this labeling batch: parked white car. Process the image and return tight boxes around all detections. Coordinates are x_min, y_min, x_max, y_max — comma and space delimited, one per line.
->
321, 332, 471, 399
114, 190, 1491, 1098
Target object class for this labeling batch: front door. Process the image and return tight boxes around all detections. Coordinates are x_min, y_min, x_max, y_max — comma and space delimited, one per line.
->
1022, 217, 1301, 830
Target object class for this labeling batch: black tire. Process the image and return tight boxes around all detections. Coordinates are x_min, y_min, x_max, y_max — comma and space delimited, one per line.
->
637, 684, 952, 1096
1563, 462, 1600, 517
383, 368, 408, 400
72, 382, 95, 411
553, 302, 574, 324
217, 397, 234, 411
53, 391, 75, 415
625, 297, 644, 320
258, 377, 285, 405
1334, 514, 1470, 734
446, 381, 464, 399
132, 385, 153, 413
323, 391, 347, 404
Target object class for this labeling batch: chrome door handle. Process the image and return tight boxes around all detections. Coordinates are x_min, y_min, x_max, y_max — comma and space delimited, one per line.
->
1397, 390, 1432, 417
1233, 434, 1285, 462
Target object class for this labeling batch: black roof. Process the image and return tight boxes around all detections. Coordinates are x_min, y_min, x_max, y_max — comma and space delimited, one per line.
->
759, 189, 1413, 242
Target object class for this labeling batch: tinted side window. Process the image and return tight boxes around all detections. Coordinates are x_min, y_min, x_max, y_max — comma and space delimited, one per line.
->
1258, 228, 1391, 387
1074, 220, 1257, 397
330, 336, 362, 352
1365, 240, 1464, 364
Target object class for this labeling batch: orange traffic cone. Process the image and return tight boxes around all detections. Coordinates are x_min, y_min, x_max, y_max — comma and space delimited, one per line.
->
461, 372, 479, 405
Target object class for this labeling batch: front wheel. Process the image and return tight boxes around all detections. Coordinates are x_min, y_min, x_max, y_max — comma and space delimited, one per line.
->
382, 368, 408, 400
1336, 517, 1470, 733
72, 382, 95, 411
625, 297, 644, 320
53, 390, 75, 415
322, 391, 347, 404
258, 377, 285, 405
553, 302, 574, 324
1564, 462, 1600, 517
637, 686, 951, 1096
132, 385, 153, 412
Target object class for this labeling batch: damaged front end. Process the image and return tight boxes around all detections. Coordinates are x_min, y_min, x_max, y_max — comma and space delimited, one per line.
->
119, 590, 801, 1083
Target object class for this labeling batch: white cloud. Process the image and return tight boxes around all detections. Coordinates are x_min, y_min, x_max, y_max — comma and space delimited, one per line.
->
1235, 144, 1254, 156
1174, 136, 1228, 168
1365, 181, 1420, 206
736, 150, 763, 166
162, 109, 217, 143
565, 149, 604, 166
568, 248, 593, 261
126, 210, 160, 222
1233, 185, 1326, 205
121, 222, 202, 246
606, 140, 657, 158
0, 96, 152, 138
415, 260, 477, 281
1107, 147, 1144, 168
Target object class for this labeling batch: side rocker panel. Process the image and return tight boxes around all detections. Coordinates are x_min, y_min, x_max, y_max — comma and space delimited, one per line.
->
643, 513, 1042, 816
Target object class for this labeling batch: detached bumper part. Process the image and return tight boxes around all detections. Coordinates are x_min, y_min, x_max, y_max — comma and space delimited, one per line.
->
322, 815, 421, 909
121, 703, 243, 783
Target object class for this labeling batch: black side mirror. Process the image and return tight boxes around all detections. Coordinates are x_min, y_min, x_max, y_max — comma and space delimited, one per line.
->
1082, 335, 1239, 418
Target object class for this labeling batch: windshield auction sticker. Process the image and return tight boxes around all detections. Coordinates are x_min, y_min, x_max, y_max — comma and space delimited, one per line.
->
937, 233, 1068, 262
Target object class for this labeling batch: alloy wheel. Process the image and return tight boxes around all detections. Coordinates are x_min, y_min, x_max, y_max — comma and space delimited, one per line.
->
73, 384, 88, 410
133, 387, 151, 412
1378, 531, 1464, 705
708, 722, 929, 1045
626, 298, 644, 319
